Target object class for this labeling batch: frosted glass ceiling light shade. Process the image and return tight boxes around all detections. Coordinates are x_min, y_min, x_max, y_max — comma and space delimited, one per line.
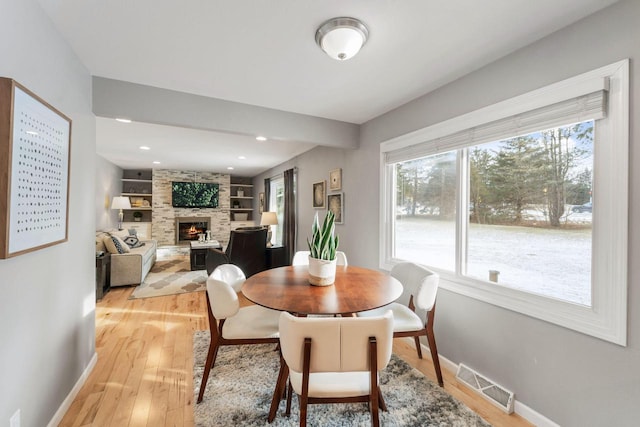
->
315, 17, 369, 61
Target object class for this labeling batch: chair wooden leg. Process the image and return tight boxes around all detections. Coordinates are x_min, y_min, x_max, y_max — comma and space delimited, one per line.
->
371, 389, 380, 427
378, 389, 387, 411
413, 335, 423, 359
197, 338, 220, 403
298, 338, 312, 427
426, 328, 443, 387
268, 356, 289, 423
285, 379, 293, 416
368, 336, 380, 427
299, 395, 308, 427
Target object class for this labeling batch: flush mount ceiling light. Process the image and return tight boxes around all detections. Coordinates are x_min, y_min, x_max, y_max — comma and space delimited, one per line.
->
315, 17, 369, 61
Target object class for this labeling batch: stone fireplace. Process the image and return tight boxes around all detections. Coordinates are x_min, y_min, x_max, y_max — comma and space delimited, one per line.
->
175, 217, 211, 245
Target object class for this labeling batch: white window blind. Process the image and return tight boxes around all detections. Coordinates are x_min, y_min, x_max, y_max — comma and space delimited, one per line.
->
386, 86, 608, 164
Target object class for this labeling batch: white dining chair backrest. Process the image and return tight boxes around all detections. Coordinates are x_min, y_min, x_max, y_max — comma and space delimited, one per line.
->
291, 250, 348, 266
206, 277, 240, 319
292, 251, 310, 266
335, 251, 348, 266
279, 310, 393, 374
210, 264, 246, 292
391, 262, 439, 311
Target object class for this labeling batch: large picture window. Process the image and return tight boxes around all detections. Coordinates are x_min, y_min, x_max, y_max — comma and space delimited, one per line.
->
395, 122, 593, 306
380, 60, 628, 345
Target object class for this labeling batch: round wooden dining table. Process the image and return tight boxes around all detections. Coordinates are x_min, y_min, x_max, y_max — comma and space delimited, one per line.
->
242, 265, 403, 316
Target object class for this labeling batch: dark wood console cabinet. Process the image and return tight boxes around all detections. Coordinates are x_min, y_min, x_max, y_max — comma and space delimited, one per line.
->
96, 253, 111, 301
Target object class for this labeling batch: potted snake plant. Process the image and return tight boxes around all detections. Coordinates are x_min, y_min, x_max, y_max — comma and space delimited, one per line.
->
307, 210, 339, 286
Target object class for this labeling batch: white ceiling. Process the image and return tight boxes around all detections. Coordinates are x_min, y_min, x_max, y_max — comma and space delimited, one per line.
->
38, 0, 618, 175
96, 117, 317, 175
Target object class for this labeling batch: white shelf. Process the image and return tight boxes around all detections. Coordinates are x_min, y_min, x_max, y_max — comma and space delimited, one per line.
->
122, 193, 152, 197
230, 208, 252, 211
122, 178, 152, 182
230, 183, 253, 187
230, 196, 253, 199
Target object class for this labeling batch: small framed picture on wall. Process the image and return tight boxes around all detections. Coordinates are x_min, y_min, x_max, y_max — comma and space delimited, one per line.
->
312, 181, 326, 208
327, 193, 344, 224
329, 168, 342, 191
259, 192, 265, 214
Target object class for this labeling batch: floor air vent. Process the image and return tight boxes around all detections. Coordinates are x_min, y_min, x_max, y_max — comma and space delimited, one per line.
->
456, 363, 514, 413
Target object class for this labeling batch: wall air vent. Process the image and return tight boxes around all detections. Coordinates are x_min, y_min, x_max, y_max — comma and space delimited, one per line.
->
456, 363, 515, 413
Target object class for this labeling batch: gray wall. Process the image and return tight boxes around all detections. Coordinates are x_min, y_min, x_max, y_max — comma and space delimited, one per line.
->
95, 155, 122, 231
0, 1, 96, 426
252, 145, 378, 267
257, 1, 640, 425
93, 77, 360, 149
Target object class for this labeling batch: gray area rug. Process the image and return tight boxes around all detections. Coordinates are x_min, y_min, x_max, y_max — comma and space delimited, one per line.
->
129, 255, 207, 299
193, 330, 491, 426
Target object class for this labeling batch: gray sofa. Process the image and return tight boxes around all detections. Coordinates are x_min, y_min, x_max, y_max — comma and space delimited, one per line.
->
96, 230, 157, 287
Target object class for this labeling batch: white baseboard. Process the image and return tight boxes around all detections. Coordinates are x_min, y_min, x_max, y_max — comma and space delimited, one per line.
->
404, 338, 559, 427
47, 352, 98, 427
514, 401, 561, 427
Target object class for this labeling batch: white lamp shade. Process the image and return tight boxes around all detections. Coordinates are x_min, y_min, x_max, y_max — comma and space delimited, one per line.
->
316, 17, 369, 61
111, 196, 131, 210
260, 211, 278, 226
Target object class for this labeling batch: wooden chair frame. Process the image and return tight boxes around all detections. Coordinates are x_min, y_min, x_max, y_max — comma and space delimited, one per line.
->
270, 336, 386, 427
395, 295, 443, 387
197, 292, 279, 403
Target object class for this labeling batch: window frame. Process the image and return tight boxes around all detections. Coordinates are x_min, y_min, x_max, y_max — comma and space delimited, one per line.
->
379, 60, 629, 345
269, 176, 285, 246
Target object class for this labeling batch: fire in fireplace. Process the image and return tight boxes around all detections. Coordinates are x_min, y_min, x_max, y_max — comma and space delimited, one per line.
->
175, 217, 211, 244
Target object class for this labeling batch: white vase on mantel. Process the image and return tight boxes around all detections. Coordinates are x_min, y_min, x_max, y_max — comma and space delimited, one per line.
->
308, 256, 337, 286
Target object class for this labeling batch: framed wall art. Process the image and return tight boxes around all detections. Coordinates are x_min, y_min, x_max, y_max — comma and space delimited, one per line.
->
312, 181, 326, 209
327, 192, 344, 224
259, 192, 265, 214
329, 168, 342, 191
0, 78, 72, 259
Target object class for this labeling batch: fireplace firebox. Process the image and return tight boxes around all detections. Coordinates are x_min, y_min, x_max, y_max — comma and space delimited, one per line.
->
175, 217, 211, 244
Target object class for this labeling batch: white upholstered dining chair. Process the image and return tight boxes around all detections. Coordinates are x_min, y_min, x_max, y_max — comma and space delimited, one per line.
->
357, 262, 443, 387
273, 310, 394, 427
291, 250, 348, 266
197, 273, 281, 403
209, 263, 246, 292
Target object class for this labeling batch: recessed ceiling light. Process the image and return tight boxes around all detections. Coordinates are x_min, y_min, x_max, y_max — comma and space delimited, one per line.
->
139, 146, 151, 150
115, 118, 132, 123
238, 156, 246, 160
152, 161, 161, 164
256, 136, 267, 141
227, 166, 235, 170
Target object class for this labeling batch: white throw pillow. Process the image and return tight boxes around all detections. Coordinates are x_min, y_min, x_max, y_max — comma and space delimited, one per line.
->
103, 234, 131, 254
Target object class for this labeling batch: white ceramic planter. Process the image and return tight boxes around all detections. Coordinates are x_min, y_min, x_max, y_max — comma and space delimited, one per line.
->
308, 256, 337, 286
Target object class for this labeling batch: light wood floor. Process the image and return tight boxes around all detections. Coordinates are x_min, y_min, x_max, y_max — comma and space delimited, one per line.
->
59, 287, 532, 427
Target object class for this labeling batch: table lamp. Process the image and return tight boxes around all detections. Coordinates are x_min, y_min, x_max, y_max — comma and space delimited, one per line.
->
260, 212, 278, 247
111, 196, 131, 230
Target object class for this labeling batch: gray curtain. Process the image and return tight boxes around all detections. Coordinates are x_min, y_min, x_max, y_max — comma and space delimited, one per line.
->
263, 177, 270, 212
283, 169, 296, 263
